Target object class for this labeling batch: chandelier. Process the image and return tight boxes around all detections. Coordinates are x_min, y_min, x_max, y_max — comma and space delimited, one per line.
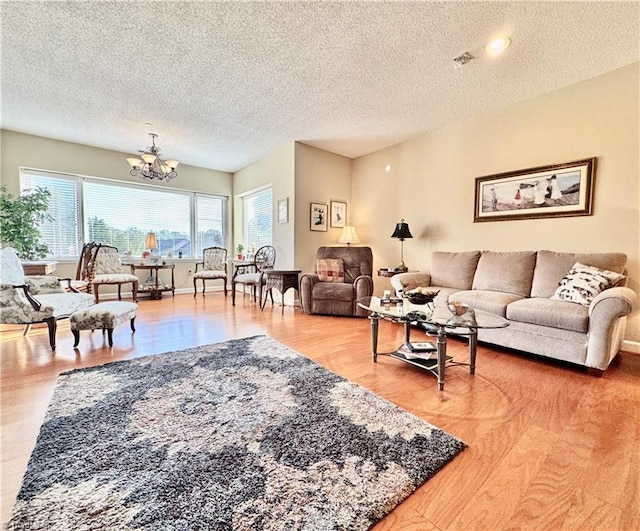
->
126, 133, 179, 182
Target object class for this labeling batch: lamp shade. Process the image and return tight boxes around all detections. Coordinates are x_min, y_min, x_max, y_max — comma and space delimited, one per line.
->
391, 219, 413, 240
145, 231, 158, 250
337, 226, 360, 246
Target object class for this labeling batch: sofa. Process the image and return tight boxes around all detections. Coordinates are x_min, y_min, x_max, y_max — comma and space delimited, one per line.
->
300, 246, 373, 317
390, 250, 637, 374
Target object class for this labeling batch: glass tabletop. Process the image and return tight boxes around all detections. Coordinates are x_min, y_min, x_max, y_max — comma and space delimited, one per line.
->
357, 296, 509, 330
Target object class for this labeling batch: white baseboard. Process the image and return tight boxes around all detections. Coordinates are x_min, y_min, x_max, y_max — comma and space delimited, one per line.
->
621, 340, 640, 354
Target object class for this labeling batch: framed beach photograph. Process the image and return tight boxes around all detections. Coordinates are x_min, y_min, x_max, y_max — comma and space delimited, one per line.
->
278, 198, 288, 224
474, 157, 596, 222
330, 200, 347, 228
310, 202, 328, 231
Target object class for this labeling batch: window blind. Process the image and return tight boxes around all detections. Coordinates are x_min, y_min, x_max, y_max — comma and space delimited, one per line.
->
242, 187, 273, 251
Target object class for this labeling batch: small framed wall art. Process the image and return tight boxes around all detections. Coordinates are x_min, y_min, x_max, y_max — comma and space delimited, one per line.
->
474, 157, 596, 222
330, 200, 347, 228
278, 198, 288, 224
310, 202, 328, 231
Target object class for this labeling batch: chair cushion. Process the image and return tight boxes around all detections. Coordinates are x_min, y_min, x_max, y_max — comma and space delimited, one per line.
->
94, 251, 122, 275
472, 251, 537, 297
92, 274, 138, 284
430, 251, 481, 289
531, 250, 627, 298
551, 262, 625, 306
25, 276, 65, 294
235, 272, 263, 285
194, 270, 227, 280
36, 292, 95, 319
312, 282, 354, 302
316, 258, 344, 283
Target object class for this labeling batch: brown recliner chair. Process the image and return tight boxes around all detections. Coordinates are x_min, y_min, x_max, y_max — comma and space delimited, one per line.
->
300, 246, 373, 317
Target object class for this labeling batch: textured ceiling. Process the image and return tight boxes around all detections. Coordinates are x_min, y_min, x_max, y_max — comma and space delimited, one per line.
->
2, 1, 638, 173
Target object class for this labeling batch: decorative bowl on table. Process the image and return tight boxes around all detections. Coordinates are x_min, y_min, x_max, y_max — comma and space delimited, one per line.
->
447, 301, 469, 316
403, 288, 439, 305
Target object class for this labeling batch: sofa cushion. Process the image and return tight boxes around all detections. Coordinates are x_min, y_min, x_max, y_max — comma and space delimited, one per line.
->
430, 251, 481, 289
316, 258, 344, 283
507, 297, 589, 333
448, 289, 523, 317
551, 262, 625, 306
472, 251, 537, 297
531, 250, 627, 298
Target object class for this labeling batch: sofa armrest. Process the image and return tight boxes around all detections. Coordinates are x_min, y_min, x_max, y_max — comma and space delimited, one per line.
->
299, 273, 320, 313
586, 286, 638, 369
390, 272, 432, 295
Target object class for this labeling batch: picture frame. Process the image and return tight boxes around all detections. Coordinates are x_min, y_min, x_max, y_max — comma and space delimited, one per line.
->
330, 200, 347, 228
310, 202, 328, 231
278, 198, 288, 224
474, 157, 596, 222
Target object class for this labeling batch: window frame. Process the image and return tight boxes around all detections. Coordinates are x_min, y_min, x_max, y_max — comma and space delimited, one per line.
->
19, 167, 228, 260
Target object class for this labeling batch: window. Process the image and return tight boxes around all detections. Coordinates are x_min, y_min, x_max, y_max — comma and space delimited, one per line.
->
20, 169, 227, 259
242, 187, 273, 251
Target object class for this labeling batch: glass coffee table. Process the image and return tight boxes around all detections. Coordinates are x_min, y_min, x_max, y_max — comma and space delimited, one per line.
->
357, 296, 509, 391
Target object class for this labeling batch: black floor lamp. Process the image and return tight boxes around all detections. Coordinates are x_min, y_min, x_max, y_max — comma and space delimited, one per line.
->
391, 219, 413, 272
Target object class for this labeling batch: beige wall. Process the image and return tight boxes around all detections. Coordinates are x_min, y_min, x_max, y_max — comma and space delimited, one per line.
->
0, 130, 233, 293
293, 143, 353, 273
233, 142, 295, 268
352, 63, 640, 342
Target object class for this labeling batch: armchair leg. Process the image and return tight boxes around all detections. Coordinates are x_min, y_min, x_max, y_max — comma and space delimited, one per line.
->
132, 280, 139, 302
94, 285, 100, 303
22, 324, 31, 336
45, 317, 57, 351
193, 277, 197, 297
117, 285, 122, 301
232, 282, 236, 305
224, 278, 228, 296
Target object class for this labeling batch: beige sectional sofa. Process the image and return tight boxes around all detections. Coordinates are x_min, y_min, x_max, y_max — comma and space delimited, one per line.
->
390, 250, 637, 374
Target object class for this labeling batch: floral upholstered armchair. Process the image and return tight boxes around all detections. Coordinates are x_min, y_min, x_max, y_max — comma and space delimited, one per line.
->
89, 244, 139, 303
0, 247, 95, 350
193, 246, 228, 297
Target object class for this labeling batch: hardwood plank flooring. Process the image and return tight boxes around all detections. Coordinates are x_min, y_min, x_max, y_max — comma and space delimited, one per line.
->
2, 294, 639, 529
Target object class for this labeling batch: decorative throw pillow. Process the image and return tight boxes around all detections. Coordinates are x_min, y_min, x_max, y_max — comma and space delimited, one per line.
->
316, 258, 345, 283
551, 262, 625, 306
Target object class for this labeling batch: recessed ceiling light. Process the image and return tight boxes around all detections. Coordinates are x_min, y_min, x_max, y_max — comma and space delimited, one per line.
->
385, 164, 392, 172
486, 36, 511, 54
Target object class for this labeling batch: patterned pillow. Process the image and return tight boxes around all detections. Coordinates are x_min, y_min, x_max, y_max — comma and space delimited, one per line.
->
316, 258, 345, 283
551, 262, 625, 306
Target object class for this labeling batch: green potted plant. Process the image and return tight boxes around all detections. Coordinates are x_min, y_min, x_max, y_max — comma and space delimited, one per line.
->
0, 185, 52, 260
236, 243, 244, 260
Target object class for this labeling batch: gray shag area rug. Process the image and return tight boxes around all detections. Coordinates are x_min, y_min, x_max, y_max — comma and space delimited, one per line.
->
8, 335, 465, 530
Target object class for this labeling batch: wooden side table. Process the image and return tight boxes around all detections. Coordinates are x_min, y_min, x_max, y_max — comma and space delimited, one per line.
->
260, 269, 301, 314
128, 263, 175, 300
21, 261, 57, 275
378, 268, 410, 278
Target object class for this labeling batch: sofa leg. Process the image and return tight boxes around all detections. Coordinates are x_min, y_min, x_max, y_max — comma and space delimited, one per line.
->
587, 367, 604, 377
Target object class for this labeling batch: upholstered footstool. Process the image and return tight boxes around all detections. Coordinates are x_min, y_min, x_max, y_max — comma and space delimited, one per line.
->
70, 301, 138, 347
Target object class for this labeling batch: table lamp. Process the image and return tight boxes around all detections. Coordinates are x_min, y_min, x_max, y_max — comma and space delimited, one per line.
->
391, 219, 413, 272
337, 226, 360, 246
145, 232, 158, 255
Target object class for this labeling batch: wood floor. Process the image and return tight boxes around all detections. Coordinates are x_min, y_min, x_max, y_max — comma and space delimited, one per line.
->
2, 293, 639, 530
